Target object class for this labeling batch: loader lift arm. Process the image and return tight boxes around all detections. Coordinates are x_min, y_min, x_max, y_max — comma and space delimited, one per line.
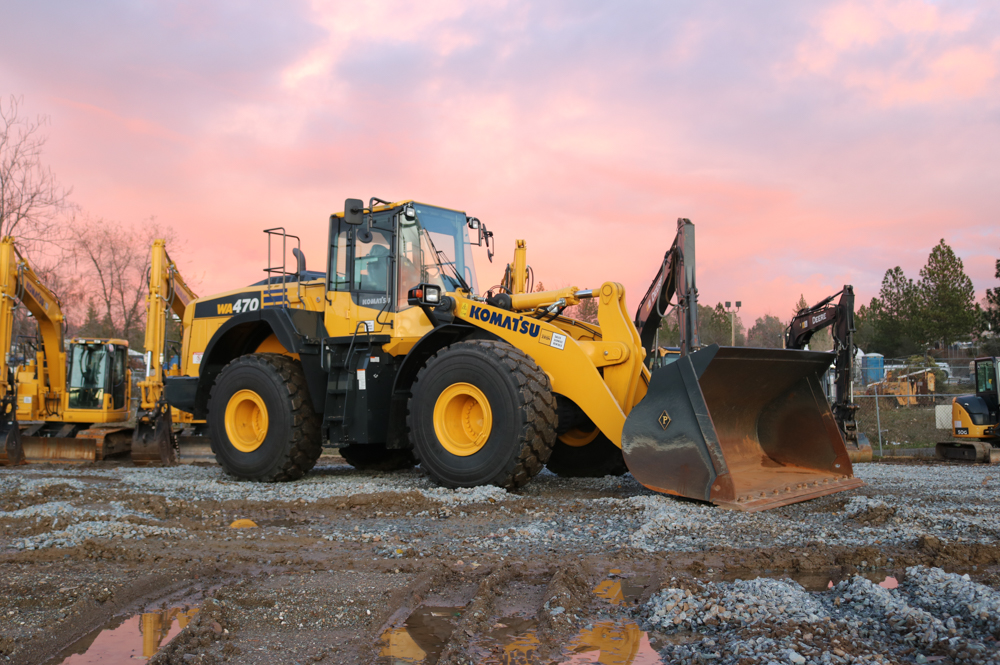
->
634, 218, 699, 358
784, 286, 871, 461
132, 239, 198, 464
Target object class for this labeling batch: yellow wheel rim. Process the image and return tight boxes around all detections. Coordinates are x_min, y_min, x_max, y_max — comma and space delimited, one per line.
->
558, 427, 601, 448
224, 389, 269, 453
433, 383, 492, 456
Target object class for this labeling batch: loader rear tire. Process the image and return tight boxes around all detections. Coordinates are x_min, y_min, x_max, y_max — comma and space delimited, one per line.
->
546, 431, 628, 478
407, 340, 556, 489
340, 444, 416, 471
208, 353, 321, 482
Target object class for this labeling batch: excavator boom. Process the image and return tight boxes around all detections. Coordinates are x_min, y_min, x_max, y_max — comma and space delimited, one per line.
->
132, 239, 201, 465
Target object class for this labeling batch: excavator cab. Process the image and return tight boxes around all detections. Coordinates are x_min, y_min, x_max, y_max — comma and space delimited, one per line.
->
66, 341, 128, 410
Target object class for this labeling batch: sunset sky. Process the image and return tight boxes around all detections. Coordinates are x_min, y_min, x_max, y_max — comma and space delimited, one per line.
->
2, 0, 998, 328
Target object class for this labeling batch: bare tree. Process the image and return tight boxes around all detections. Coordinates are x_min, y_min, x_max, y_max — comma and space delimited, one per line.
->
0, 95, 71, 249
71, 216, 180, 348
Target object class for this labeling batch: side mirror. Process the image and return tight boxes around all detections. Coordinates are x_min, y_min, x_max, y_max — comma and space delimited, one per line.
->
344, 199, 365, 226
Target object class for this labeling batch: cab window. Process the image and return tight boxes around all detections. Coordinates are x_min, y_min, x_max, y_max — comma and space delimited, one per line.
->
353, 229, 392, 293
977, 359, 996, 394
328, 223, 350, 292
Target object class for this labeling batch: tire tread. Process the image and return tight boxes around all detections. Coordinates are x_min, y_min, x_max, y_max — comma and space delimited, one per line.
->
407, 340, 556, 490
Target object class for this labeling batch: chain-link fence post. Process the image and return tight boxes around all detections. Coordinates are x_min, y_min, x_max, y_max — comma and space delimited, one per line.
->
874, 385, 883, 456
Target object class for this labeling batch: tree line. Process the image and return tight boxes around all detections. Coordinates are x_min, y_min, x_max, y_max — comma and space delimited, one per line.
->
1, 95, 183, 351
648, 239, 997, 357
856, 240, 996, 358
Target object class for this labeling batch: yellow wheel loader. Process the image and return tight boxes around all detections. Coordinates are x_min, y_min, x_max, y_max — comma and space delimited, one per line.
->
0, 238, 133, 464
163, 200, 862, 510
936, 357, 999, 463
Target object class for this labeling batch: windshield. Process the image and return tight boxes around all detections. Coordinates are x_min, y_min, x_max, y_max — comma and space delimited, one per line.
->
67, 343, 110, 410
397, 205, 479, 309
977, 359, 996, 394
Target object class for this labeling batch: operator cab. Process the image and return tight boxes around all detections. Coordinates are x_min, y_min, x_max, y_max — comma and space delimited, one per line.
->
974, 357, 999, 422
67, 340, 129, 411
328, 200, 485, 312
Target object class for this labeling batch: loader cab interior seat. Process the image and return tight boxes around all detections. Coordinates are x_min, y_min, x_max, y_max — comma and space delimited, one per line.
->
356, 234, 392, 293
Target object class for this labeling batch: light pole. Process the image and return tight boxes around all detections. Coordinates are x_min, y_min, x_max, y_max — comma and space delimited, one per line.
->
724, 301, 741, 346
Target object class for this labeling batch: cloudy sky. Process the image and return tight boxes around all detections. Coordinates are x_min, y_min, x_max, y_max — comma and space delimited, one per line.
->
2, 0, 998, 324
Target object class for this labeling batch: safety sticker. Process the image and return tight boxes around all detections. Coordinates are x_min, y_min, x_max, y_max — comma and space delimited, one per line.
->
23, 396, 31, 404
192, 352, 203, 365
539, 330, 567, 350
357, 369, 367, 391
361, 321, 375, 333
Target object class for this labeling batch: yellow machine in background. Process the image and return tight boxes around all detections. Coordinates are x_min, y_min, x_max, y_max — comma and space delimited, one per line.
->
131, 239, 204, 464
0, 237, 132, 464
161, 200, 862, 511
937, 356, 999, 463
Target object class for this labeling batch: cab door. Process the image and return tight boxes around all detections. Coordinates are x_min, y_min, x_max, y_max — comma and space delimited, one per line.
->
324, 212, 397, 338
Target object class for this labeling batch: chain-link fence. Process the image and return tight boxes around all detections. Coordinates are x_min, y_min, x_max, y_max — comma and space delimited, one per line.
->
853, 393, 955, 455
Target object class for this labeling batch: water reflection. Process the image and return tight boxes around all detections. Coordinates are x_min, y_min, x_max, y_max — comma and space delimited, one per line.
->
377, 611, 660, 665
53, 607, 199, 664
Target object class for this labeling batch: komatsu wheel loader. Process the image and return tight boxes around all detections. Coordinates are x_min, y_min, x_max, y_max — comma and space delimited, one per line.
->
163, 200, 862, 510
936, 357, 999, 463
0, 237, 133, 464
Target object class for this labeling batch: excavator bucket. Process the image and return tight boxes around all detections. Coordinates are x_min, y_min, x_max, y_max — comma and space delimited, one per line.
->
622, 345, 863, 511
1, 418, 23, 465
132, 402, 177, 465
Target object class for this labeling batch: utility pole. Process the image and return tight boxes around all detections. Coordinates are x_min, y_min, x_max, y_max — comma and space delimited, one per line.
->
724, 301, 741, 346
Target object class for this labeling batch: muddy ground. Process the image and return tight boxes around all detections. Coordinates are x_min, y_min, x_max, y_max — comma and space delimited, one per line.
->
0, 457, 998, 665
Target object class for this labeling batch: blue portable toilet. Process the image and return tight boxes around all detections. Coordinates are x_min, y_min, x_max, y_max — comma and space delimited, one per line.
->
862, 353, 884, 385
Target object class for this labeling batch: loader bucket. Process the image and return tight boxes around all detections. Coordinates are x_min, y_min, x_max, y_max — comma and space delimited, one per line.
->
622, 345, 863, 511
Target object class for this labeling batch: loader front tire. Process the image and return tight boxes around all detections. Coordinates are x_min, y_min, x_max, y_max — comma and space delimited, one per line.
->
546, 430, 628, 478
407, 340, 556, 489
340, 444, 416, 471
208, 353, 321, 482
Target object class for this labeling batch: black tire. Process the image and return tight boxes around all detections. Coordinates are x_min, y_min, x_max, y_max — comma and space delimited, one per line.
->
208, 353, 321, 482
407, 340, 556, 489
546, 431, 629, 477
339, 444, 416, 471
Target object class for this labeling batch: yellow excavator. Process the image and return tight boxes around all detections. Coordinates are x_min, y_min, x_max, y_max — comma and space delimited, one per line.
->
131, 239, 204, 464
162, 201, 862, 510
936, 356, 999, 463
0, 237, 133, 464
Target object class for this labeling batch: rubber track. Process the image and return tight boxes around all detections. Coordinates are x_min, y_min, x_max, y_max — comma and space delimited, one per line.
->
408, 339, 557, 490
210, 353, 322, 482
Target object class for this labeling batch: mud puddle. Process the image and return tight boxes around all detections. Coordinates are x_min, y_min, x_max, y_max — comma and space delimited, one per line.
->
46, 605, 199, 664
44, 584, 218, 665
377, 606, 661, 665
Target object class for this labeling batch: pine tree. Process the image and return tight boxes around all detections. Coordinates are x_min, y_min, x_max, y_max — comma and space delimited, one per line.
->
747, 314, 786, 348
983, 253, 1000, 333
918, 239, 975, 346
865, 267, 921, 357
574, 297, 598, 324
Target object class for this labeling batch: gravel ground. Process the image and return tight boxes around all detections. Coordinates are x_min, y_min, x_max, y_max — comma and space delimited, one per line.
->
0, 459, 997, 664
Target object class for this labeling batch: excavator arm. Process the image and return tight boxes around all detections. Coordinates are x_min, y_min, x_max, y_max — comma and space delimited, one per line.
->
132, 240, 198, 464
0, 237, 67, 463
634, 218, 699, 358
784, 286, 871, 461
